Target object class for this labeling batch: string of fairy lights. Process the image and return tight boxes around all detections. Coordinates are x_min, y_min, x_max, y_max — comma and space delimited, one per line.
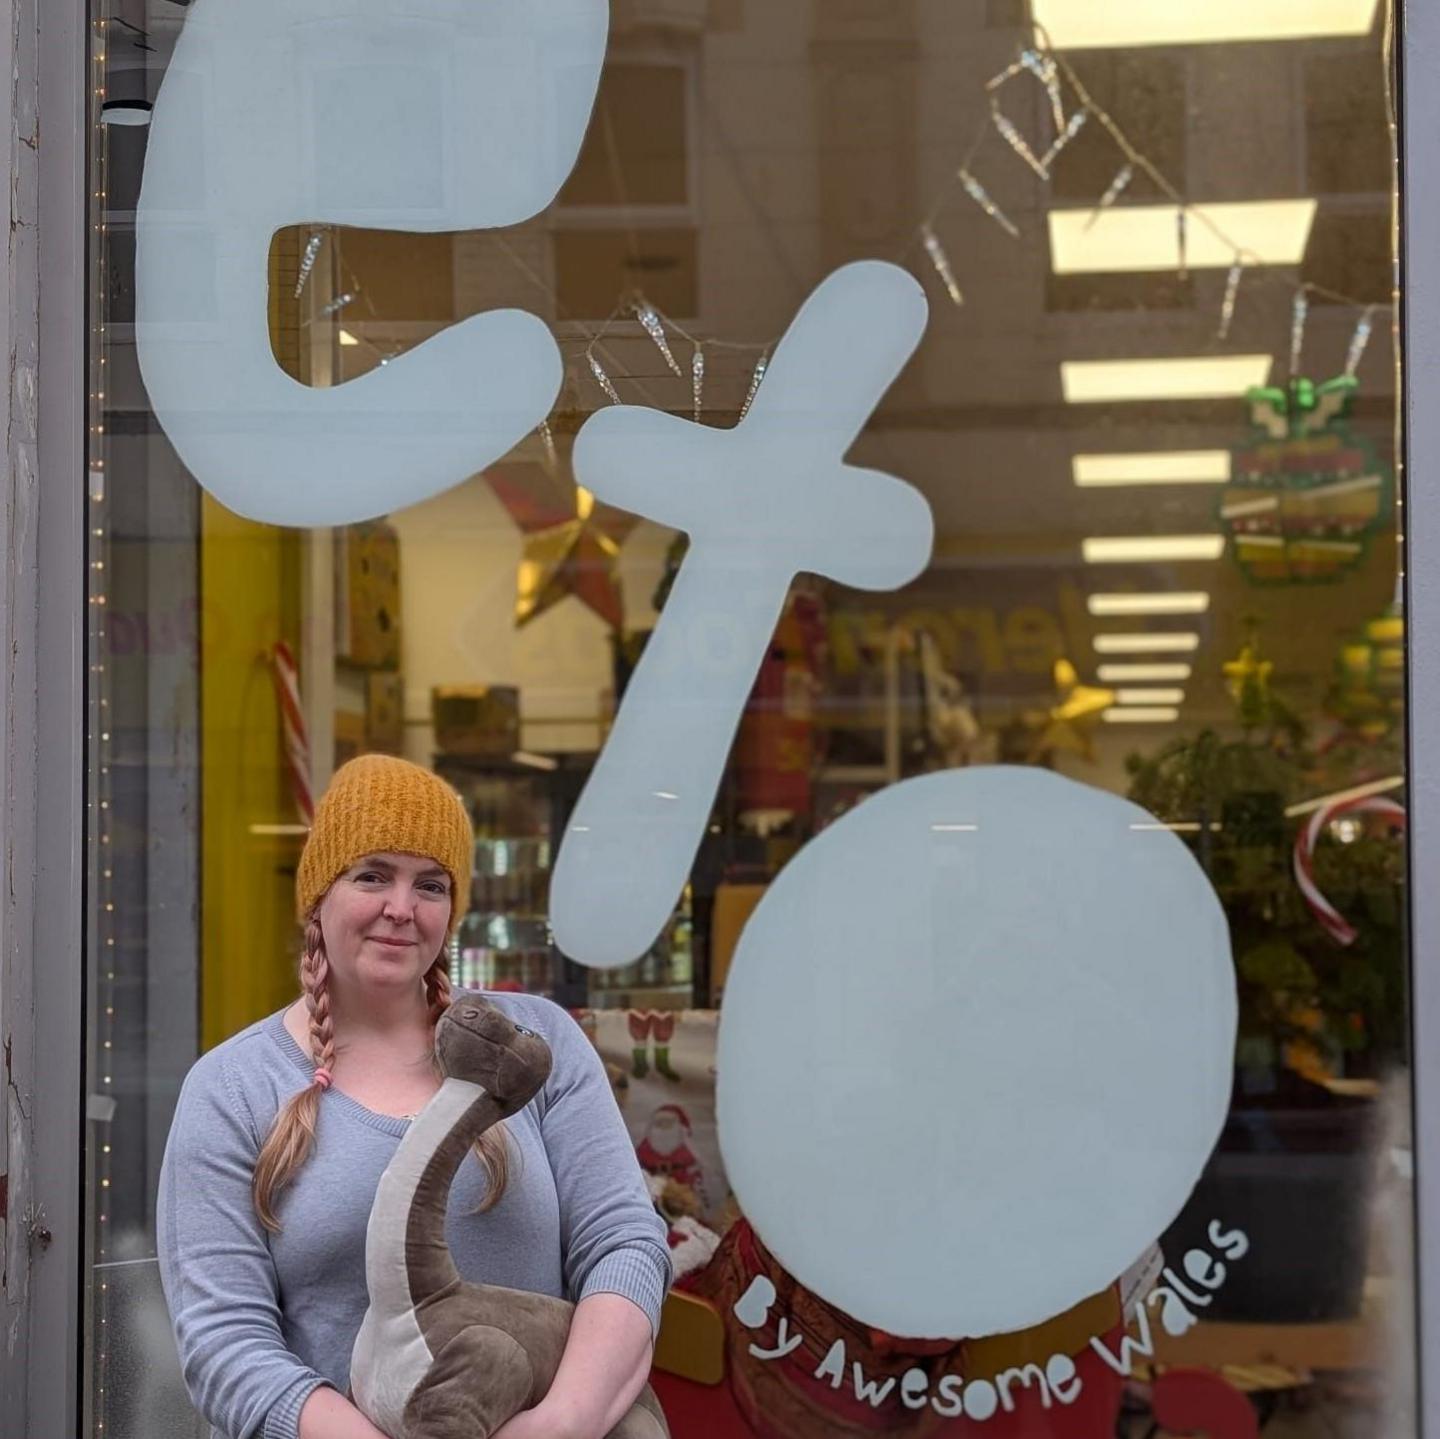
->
300, 28, 1388, 451
90, 10, 116, 1435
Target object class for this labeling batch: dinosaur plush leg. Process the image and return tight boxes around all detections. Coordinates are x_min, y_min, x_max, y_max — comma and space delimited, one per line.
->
400, 1325, 534, 1439
604, 1383, 671, 1438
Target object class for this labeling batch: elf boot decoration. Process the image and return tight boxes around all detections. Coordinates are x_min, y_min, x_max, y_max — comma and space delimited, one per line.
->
628, 1009, 654, 1078
651, 1010, 681, 1081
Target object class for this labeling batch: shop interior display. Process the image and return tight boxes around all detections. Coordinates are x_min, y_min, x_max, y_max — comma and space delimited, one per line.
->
437, 753, 694, 1009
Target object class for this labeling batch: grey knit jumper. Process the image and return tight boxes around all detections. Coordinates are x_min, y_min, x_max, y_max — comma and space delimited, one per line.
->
157, 991, 672, 1439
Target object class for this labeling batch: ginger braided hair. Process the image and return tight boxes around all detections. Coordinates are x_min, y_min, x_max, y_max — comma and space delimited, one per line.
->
251, 913, 510, 1233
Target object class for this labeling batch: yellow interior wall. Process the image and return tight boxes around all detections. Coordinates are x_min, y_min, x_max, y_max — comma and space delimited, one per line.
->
200, 495, 306, 1051
201, 228, 308, 1052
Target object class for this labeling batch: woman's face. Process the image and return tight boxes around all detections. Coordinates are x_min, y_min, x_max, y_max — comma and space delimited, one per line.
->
317, 852, 453, 997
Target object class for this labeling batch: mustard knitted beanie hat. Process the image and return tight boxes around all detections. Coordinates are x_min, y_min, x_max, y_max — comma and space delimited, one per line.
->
296, 754, 473, 935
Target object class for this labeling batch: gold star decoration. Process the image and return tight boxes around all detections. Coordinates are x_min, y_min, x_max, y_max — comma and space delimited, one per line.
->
1222, 643, 1272, 697
1222, 633, 1276, 732
488, 461, 638, 630
1028, 658, 1115, 763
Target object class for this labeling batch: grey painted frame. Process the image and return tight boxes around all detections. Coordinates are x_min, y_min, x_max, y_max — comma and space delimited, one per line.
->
1404, 0, 1440, 1432
0, 0, 87, 1432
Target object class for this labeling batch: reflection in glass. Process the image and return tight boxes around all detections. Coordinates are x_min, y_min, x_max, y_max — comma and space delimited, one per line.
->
86, 0, 1413, 1434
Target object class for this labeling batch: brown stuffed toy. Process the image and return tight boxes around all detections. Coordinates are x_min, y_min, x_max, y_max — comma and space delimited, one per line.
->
350, 998, 670, 1439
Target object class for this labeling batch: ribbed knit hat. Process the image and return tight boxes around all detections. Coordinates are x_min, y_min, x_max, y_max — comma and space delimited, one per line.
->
296, 754, 473, 935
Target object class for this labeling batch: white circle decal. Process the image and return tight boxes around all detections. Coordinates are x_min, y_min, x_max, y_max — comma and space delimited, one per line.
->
717, 765, 1236, 1338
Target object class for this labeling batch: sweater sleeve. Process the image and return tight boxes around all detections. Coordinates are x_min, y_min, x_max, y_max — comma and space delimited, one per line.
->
157, 1050, 329, 1439
537, 1005, 674, 1338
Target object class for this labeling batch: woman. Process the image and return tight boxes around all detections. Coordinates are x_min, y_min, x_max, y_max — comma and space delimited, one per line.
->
158, 754, 672, 1439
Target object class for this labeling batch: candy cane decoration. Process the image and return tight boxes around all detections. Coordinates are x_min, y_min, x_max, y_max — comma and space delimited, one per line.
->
270, 641, 314, 826
1293, 794, 1405, 945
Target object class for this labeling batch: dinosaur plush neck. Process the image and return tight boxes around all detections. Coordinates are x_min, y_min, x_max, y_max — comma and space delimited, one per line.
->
363, 1077, 501, 1322
351, 999, 669, 1439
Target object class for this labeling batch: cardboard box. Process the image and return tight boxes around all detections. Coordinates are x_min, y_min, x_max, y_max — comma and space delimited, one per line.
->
431, 685, 521, 758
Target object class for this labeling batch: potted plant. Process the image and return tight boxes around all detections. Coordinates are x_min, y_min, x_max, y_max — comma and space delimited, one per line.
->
1124, 641, 1401, 1321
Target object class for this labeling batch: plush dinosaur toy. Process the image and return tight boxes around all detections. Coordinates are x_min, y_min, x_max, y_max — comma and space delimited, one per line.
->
350, 997, 670, 1439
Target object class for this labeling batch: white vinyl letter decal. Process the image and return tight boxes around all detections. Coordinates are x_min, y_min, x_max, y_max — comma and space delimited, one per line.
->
136, 0, 608, 527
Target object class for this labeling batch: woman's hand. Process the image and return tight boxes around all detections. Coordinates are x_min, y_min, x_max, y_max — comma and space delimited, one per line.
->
489, 1402, 583, 1439
297, 1385, 393, 1438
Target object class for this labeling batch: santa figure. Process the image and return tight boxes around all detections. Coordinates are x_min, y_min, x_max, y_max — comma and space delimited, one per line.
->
635, 1103, 704, 1195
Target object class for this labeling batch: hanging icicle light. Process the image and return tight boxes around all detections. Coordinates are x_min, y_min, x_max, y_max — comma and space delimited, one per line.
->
634, 299, 683, 378
1217, 258, 1244, 340
991, 108, 1048, 179
1290, 289, 1309, 376
1084, 163, 1134, 231
921, 223, 964, 307
1345, 307, 1375, 378
1019, 48, 1067, 131
588, 350, 622, 406
537, 419, 559, 474
1036, 108, 1088, 175
294, 231, 324, 299
691, 344, 705, 424
320, 290, 356, 318
739, 352, 769, 422
958, 169, 1021, 239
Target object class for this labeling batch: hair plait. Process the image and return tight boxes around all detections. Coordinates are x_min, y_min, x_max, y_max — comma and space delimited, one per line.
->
252, 916, 509, 1232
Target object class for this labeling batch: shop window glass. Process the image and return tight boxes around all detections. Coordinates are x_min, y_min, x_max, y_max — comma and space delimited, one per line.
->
554, 59, 699, 320
86, 2, 1417, 1437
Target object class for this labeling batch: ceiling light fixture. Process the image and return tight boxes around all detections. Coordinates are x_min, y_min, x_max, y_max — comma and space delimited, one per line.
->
1073, 451, 1231, 487
1062, 355, 1272, 403
1102, 706, 1181, 723
338, 330, 361, 347
1097, 663, 1193, 682
1082, 535, 1226, 563
1049, 200, 1316, 274
1093, 633, 1200, 654
1031, 0, 1378, 48
1114, 688, 1186, 705
1087, 592, 1211, 616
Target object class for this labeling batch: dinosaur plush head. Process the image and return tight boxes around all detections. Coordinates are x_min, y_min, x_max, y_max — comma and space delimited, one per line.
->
435, 999, 553, 1116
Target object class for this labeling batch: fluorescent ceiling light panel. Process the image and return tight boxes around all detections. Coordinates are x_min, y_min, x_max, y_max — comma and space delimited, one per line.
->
1115, 688, 1186, 705
1049, 201, 1316, 274
1082, 535, 1226, 563
1087, 592, 1211, 616
1031, 0, 1379, 48
1098, 663, 1193, 682
1093, 632, 1201, 655
1102, 706, 1181, 723
1063, 355, 1272, 403
1073, 451, 1231, 487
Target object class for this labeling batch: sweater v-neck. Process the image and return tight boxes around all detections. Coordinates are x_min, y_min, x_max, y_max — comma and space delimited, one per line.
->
263, 1010, 414, 1139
